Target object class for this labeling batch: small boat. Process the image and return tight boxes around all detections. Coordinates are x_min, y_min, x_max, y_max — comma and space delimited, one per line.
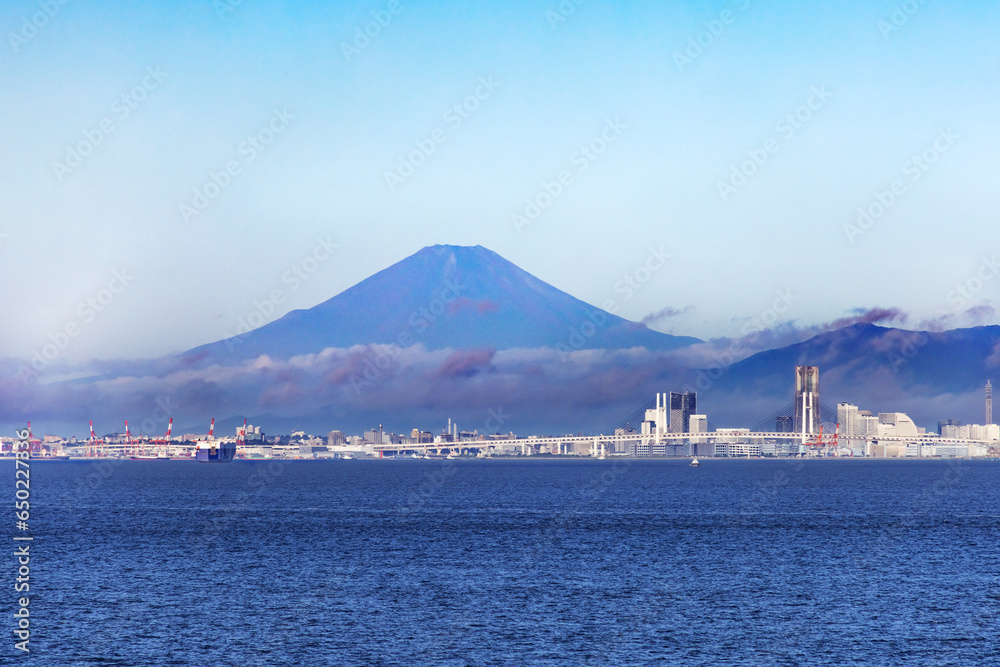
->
689, 457, 700, 467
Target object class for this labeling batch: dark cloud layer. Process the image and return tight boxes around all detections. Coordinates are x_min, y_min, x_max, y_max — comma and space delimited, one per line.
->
3, 311, 997, 438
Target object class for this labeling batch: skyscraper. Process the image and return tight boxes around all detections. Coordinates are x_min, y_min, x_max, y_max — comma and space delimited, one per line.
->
775, 416, 793, 433
987, 380, 993, 425
838, 403, 863, 453
669, 391, 696, 433
793, 366, 820, 436
838, 403, 858, 436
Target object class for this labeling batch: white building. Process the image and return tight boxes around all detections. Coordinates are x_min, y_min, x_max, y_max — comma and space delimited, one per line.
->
969, 424, 1000, 441
877, 412, 919, 439
942, 424, 971, 439
689, 415, 708, 435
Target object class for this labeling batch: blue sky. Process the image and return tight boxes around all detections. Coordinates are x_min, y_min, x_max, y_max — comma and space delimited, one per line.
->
1, 0, 998, 363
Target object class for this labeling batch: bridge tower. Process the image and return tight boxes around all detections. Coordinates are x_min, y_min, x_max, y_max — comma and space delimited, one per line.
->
794, 366, 820, 440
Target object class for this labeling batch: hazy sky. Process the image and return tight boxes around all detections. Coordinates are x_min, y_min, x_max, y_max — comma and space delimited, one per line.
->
2, 0, 997, 363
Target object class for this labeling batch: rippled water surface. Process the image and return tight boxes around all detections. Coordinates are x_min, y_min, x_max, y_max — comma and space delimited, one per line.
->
8, 458, 1000, 665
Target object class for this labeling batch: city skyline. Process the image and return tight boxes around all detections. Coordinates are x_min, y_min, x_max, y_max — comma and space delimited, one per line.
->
9, 365, 996, 444
1, 0, 998, 364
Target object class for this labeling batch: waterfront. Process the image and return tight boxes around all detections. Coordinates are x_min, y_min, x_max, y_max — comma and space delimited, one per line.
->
9, 459, 1000, 665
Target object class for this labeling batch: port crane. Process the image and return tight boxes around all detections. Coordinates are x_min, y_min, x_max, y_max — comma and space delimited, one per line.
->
803, 424, 842, 456
236, 418, 247, 458
25, 422, 44, 456
124, 420, 135, 456
150, 417, 173, 456
87, 421, 107, 457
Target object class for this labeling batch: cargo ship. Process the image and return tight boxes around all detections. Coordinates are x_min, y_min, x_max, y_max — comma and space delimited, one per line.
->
194, 418, 237, 463
195, 440, 236, 462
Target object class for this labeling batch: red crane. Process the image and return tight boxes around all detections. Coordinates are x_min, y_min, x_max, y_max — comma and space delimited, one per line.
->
26, 422, 44, 456
151, 417, 173, 456
236, 418, 247, 458
124, 420, 134, 456
805, 424, 840, 455
87, 421, 107, 457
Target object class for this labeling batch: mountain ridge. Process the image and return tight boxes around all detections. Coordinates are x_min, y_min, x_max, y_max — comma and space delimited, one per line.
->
181, 244, 701, 364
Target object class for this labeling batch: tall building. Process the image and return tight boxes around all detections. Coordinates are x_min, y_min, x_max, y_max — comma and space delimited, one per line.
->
775, 416, 793, 433
987, 380, 993, 425
838, 403, 857, 442
364, 424, 384, 445
689, 414, 708, 434
793, 366, 820, 436
688, 414, 709, 455
409, 429, 433, 443
938, 419, 961, 436
942, 423, 970, 439
877, 413, 918, 438
669, 391, 696, 433
838, 403, 858, 436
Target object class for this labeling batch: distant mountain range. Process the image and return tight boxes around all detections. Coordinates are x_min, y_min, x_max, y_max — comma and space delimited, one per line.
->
686, 322, 1000, 429
2, 246, 997, 436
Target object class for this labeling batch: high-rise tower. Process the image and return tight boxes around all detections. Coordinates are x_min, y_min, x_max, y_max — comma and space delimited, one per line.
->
669, 391, 697, 433
794, 366, 820, 436
987, 380, 993, 425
